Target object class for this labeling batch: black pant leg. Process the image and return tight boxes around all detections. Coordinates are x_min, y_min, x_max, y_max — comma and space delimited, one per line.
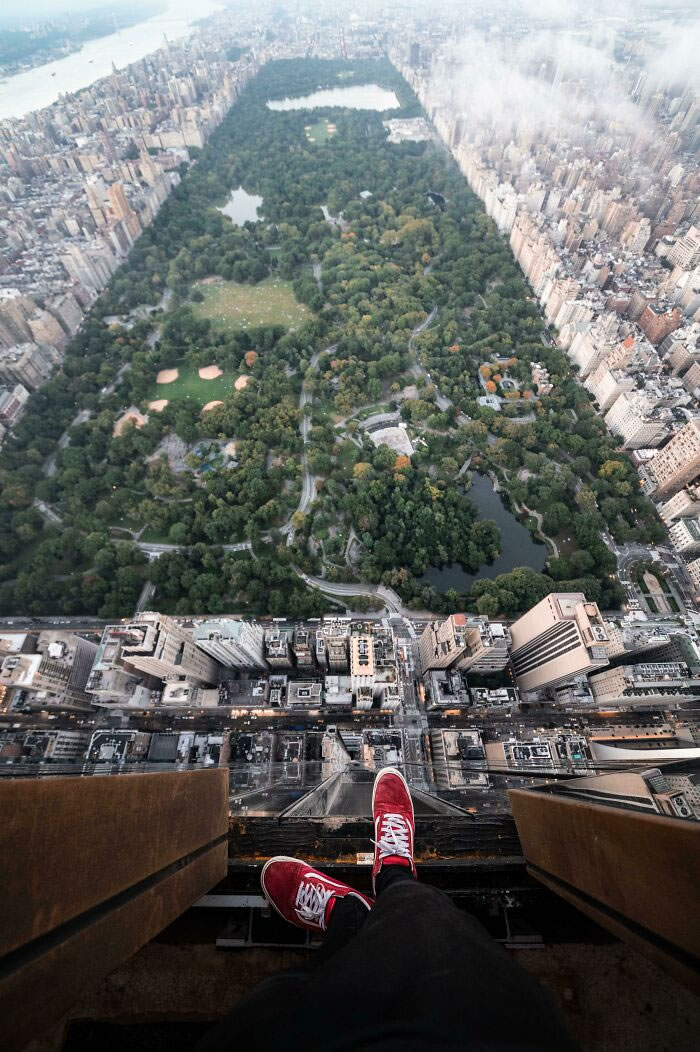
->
375, 861, 416, 895
196, 893, 369, 1051
296, 880, 578, 1051
199, 880, 579, 1051
307, 892, 370, 969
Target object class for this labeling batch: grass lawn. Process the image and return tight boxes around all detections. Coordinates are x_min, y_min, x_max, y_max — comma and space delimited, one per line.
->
335, 441, 360, 469
140, 526, 173, 544
305, 118, 336, 144
226, 550, 253, 563
146, 360, 233, 405
553, 531, 578, 557
192, 278, 311, 333
355, 403, 391, 420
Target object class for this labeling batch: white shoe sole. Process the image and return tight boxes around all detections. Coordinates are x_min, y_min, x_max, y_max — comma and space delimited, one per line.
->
260, 854, 304, 922
261, 856, 360, 929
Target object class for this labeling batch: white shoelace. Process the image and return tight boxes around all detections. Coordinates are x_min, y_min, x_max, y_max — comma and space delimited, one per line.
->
294, 879, 334, 929
373, 812, 412, 862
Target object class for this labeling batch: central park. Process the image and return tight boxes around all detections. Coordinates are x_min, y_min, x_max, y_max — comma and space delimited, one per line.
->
0, 58, 664, 618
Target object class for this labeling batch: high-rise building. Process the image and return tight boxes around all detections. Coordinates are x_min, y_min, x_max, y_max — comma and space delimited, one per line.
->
685, 557, 700, 599
47, 292, 83, 336
350, 635, 375, 710
315, 633, 327, 671
0, 289, 37, 348
0, 343, 58, 389
265, 630, 293, 669
287, 681, 323, 708
589, 662, 700, 706
510, 593, 610, 692
647, 419, 700, 495
418, 615, 510, 673
568, 319, 620, 378
21, 727, 89, 761
326, 635, 349, 672
668, 516, 700, 554
22, 729, 90, 761
604, 393, 669, 448
86, 626, 148, 706
430, 729, 488, 789
586, 365, 636, 412
194, 619, 267, 670
485, 733, 593, 773
657, 488, 700, 525
661, 331, 700, 375
122, 613, 219, 685
33, 635, 99, 710
668, 226, 700, 270
28, 309, 67, 349
61, 240, 119, 291
87, 729, 152, 763
682, 361, 700, 398
320, 621, 350, 672
293, 627, 316, 672
0, 383, 29, 427
638, 303, 682, 346
107, 182, 142, 240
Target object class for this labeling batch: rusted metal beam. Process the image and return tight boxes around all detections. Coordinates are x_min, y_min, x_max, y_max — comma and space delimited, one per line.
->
509, 787, 700, 993
0, 769, 228, 1051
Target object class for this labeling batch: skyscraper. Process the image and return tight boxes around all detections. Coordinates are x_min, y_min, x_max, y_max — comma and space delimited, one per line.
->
647, 419, 700, 496
107, 182, 142, 240
122, 613, 220, 685
194, 619, 267, 670
509, 594, 610, 692
418, 615, 510, 673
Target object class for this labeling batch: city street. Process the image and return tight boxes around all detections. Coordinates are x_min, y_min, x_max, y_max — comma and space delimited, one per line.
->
613, 540, 698, 611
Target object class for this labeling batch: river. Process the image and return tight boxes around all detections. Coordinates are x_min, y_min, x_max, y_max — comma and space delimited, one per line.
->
0, 0, 222, 121
421, 473, 546, 592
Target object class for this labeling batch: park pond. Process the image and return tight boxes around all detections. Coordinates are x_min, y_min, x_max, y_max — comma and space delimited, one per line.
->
218, 187, 264, 225
421, 473, 547, 592
267, 83, 400, 111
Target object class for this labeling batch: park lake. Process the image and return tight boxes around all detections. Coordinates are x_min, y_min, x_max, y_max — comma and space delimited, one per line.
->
218, 187, 264, 225
266, 83, 400, 111
422, 473, 547, 592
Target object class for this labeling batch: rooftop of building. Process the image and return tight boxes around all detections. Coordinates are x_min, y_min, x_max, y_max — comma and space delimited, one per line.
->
194, 619, 258, 642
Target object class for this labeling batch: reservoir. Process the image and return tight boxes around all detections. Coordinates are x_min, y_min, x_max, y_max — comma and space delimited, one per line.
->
267, 84, 400, 112
0, 0, 221, 120
422, 473, 547, 592
218, 187, 264, 225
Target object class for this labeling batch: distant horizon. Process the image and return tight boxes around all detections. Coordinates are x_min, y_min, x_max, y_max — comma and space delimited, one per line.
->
0, 0, 169, 29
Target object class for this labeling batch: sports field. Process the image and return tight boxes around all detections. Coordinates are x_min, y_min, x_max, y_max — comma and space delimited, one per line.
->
304, 118, 337, 144
145, 361, 232, 405
192, 278, 311, 332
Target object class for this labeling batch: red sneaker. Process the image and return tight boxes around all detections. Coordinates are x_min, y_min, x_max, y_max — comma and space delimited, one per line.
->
261, 856, 373, 933
371, 766, 416, 894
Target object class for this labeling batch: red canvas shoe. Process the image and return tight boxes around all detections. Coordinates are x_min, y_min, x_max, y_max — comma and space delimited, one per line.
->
261, 856, 373, 933
371, 766, 416, 894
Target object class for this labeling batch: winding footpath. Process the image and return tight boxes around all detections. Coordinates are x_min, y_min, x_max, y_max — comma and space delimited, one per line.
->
280, 345, 331, 542
406, 306, 470, 424
520, 504, 559, 559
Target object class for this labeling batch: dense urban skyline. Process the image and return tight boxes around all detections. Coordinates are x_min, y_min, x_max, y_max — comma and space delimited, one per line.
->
0, 4, 698, 818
